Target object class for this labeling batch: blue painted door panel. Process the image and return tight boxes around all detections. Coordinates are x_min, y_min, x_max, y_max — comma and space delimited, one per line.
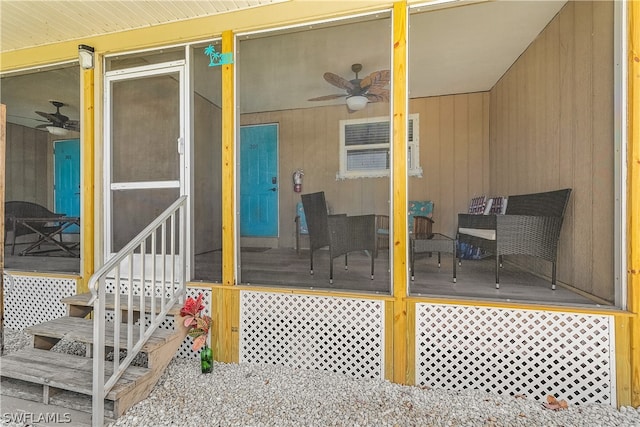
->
240, 124, 278, 237
54, 139, 80, 233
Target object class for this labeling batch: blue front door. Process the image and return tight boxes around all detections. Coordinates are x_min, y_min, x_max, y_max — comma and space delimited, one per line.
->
54, 139, 80, 233
240, 124, 278, 237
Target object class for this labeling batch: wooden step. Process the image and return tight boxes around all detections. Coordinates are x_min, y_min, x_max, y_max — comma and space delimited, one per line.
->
61, 292, 182, 319
26, 316, 178, 353
0, 347, 154, 419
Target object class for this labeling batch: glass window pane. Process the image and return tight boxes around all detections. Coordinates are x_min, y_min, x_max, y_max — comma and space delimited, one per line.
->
347, 149, 389, 171
345, 121, 390, 146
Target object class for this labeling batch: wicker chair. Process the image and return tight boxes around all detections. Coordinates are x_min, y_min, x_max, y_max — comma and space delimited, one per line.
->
301, 192, 376, 284
457, 188, 572, 289
5, 201, 65, 255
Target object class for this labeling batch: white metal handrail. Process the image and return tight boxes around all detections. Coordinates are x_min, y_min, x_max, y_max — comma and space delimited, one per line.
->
90, 195, 187, 426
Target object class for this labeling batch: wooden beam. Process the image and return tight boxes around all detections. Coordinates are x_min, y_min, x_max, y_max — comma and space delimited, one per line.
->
628, 0, 640, 408
221, 30, 235, 289
391, 0, 408, 385
216, 30, 237, 364
80, 66, 95, 294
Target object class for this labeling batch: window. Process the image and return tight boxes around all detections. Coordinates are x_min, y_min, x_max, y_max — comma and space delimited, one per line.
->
338, 114, 421, 179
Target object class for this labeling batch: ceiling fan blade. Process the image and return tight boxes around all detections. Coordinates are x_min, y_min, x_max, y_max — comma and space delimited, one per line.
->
8, 114, 47, 122
323, 72, 355, 91
36, 110, 69, 125
35, 111, 59, 122
360, 70, 391, 89
308, 94, 348, 101
365, 91, 389, 103
65, 121, 80, 132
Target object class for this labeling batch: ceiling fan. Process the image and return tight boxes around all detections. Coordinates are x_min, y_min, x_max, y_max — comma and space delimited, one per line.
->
308, 64, 390, 112
35, 100, 80, 134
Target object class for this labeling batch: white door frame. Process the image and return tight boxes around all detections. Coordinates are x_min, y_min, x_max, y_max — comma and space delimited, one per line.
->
104, 60, 190, 279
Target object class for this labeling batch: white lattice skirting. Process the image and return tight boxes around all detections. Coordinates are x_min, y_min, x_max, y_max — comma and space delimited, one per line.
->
415, 303, 616, 406
104, 280, 211, 359
3, 275, 77, 329
240, 291, 385, 379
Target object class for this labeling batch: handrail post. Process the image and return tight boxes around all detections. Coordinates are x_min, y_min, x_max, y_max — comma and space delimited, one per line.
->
180, 203, 186, 298
89, 196, 187, 425
92, 278, 106, 427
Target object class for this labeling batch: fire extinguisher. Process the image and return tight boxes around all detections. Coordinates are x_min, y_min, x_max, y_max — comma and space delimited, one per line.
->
292, 169, 304, 193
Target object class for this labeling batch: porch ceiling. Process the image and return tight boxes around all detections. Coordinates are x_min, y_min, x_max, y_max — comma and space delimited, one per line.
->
0, 0, 285, 53
0, 0, 566, 127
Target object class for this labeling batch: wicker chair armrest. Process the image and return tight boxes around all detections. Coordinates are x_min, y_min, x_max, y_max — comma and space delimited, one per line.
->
495, 215, 564, 259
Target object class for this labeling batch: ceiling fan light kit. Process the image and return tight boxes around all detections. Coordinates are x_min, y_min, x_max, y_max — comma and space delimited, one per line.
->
346, 95, 368, 111
45, 125, 71, 136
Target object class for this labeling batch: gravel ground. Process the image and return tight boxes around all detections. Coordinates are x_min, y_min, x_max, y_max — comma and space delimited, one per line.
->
2, 329, 640, 427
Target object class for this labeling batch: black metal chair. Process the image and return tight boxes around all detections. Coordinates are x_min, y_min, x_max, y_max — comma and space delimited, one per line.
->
5, 201, 65, 255
457, 188, 572, 289
301, 192, 376, 284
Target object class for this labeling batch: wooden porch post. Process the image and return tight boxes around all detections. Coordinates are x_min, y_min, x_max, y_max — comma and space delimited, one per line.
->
391, 0, 409, 385
628, 0, 640, 408
214, 30, 240, 364
80, 63, 95, 294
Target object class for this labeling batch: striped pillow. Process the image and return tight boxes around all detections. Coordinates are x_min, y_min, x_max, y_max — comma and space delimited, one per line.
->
468, 196, 487, 215
487, 196, 508, 215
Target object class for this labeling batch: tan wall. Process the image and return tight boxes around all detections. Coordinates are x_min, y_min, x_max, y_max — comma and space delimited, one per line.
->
240, 91, 490, 249
241, 103, 391, 248
5, 123, 51, 207
409, 93, 491, 236
489, 1, 614, 301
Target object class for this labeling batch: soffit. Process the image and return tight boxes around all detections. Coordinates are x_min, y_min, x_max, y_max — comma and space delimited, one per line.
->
0, 0, 286, 53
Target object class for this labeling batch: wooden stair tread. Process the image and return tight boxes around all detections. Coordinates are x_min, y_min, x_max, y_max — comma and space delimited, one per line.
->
61, 292, 182, 316
0, 348, 151, 400
25, 316, 178, 352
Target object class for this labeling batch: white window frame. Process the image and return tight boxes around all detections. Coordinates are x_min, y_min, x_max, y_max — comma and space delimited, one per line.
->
337, 113, 422, 179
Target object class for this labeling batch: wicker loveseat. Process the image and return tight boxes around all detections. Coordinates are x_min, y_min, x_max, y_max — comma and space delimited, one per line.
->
457, 188, 572, 290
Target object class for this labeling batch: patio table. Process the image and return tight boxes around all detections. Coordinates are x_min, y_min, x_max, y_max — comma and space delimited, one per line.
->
13, 216, 80, 257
